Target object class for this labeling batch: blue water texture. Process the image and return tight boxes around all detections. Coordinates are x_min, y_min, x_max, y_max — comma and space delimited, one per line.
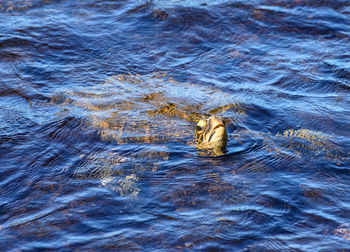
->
0, 0, 349, 251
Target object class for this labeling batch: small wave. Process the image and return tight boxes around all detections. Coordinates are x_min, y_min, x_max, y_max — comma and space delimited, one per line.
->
39, 116, 86, 143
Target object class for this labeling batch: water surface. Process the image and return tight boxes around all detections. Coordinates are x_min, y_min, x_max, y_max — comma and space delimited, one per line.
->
1, 0, 350, 250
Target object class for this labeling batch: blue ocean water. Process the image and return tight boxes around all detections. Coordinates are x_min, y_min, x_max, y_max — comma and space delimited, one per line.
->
0, 0, 349, 250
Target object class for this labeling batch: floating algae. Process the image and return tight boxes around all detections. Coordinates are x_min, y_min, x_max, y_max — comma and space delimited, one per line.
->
276, 128, 344, 162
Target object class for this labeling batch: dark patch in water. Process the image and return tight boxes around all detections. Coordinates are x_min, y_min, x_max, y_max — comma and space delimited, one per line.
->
0, 0, 349, 250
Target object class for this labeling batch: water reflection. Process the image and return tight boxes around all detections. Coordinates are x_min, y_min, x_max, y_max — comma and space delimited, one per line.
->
0, 0, 350, 250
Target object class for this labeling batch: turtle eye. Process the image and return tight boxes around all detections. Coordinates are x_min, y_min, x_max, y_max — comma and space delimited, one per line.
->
196, 125, 203, 132
195, 134, 203, 144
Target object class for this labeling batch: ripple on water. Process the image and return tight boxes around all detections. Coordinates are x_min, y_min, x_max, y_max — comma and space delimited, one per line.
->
0, 105, 31, 146
334, 223, 350, 241
0, 0, 350, 250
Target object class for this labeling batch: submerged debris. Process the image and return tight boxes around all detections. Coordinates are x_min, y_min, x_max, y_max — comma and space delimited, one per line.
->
334, 223, 350, 241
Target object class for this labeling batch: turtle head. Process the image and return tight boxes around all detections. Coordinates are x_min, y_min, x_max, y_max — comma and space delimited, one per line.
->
195, 115, 228, 155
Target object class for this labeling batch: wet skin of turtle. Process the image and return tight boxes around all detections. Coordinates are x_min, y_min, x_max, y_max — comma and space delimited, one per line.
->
195, 115, 228, 156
